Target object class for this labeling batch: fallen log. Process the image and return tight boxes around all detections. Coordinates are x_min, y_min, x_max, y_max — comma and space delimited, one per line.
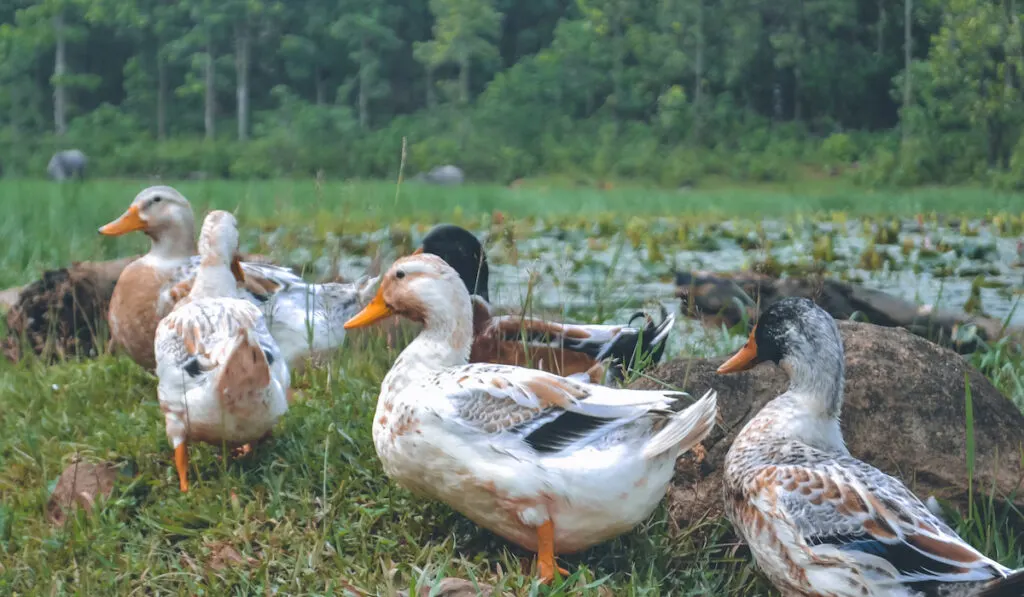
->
675, 270, 1023, 354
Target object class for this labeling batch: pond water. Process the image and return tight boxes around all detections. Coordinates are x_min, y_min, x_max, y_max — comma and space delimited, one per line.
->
244, 217, 1024, 360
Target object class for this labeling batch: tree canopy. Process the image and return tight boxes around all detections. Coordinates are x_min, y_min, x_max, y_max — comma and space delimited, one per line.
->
2, 0, 1023, 188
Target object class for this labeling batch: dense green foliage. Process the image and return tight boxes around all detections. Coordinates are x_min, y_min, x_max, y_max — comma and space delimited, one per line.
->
3, 0, 1024, 187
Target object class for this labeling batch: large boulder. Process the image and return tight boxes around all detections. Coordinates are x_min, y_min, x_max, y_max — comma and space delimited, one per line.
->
630, 320, 1024, 525
46, 149, 88, 181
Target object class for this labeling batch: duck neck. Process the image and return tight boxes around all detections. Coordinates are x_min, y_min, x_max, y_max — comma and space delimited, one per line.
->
188, 255, 239, 300
147, 218, 197, 262
773, 347, 847, 453
384, 290, 474, 395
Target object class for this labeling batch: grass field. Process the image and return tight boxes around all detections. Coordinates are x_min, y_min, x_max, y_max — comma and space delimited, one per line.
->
1, 178, 1023, 595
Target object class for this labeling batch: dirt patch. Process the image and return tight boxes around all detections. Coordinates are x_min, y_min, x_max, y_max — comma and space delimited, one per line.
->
1, 252, 276, 364
3, 257, 137, 363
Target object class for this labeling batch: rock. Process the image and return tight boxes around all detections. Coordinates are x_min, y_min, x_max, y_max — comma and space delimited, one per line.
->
46, 149, 88, 181
674, 270, 1024, 354
398, 578, 504, 597
46, 460, 119, 526
631, 320, 1024, 526
414, 165, 465, 185
3, 257, 138, 363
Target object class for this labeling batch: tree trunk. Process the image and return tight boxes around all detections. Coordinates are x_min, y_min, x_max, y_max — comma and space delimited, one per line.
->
358, 39, 370, 127
793, 0, 806, 122
610, 12, 625, 118
156, 45, 167, 141
459, 53, 470, 105
235, 22, 250, 142
53, 12, 67, 138
877, 0, 886, 56
902, 0, 913, 144
692, 0, 705, 144
426, 65, 436, 109
314, 68, 326, 105
204, 37, 216, 141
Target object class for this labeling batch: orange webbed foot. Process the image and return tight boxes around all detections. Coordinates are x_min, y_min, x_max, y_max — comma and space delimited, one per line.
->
174, 443, 189, 492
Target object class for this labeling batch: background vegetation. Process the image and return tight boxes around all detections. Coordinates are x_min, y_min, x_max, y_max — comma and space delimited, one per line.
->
4, 0, 1024, 187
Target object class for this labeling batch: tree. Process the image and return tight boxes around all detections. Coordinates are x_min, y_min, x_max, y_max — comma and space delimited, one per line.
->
332, 0, 400, 128
414, 0, 503, 105
13, 0, 96, 138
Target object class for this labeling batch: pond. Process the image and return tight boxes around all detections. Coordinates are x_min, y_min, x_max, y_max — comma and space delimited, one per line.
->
243, 216, 1024, 360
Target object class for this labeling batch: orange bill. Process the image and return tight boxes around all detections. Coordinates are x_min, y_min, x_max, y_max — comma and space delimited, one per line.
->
98, 205, 146, 235
230, 255, 246, 283
717, 328, 759, 374
411, 246, 424, 255
343, 288, 393, 329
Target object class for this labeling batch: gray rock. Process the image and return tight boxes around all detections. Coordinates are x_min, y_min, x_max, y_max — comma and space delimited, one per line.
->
46, 149, 88, 181
414, 164, 465, 185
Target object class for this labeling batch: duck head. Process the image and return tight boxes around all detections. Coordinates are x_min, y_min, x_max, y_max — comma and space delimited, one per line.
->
717, 297, 845, 419
419, 224, 490, 303
99, 186, 196, 259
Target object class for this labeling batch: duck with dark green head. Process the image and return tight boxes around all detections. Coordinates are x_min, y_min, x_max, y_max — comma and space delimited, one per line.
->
418, 223, 675, 384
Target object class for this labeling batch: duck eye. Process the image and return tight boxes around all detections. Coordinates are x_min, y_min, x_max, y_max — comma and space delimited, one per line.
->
395, 270, 406, 280
152, 196, 162, 204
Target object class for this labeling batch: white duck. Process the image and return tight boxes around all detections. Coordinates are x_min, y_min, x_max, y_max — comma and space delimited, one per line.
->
154, 210, 290, 492
99, 185, 376, 370
717, 297, 1024, 597
342, 253, 718, 583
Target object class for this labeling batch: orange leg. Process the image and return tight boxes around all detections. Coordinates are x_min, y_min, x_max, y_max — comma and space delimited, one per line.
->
174, 443, 189, 492
536, 520, 569, 584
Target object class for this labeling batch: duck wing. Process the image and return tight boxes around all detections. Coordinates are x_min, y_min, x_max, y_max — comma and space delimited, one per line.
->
479, 300, 674, 381
739, 454, 1012, 589
430, 363, 714, 457
154, 298, 278, 395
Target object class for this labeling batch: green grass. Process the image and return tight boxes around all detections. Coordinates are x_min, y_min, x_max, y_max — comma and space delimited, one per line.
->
0, 177, 1023, 594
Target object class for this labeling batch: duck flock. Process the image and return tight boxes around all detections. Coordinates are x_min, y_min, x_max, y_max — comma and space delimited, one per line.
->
84, 185, 1023, 596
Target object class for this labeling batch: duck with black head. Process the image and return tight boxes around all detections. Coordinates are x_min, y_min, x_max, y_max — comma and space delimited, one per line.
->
343, 252, 718, 584
417, 223, 676, 384
717, 297, 1024, 597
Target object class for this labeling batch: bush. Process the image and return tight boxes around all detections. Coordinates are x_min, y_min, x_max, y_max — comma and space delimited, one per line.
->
821, 133, 857, 165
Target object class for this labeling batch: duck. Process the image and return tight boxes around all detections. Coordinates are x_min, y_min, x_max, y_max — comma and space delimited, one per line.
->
154, 211, 290, 492
342, 252, 718, 583
417, 223, 676, 384
98, 185, 377, 370
717, 296, 1024, 597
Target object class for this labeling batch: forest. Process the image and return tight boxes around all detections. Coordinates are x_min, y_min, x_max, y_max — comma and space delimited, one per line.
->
1, 0, 1023, 187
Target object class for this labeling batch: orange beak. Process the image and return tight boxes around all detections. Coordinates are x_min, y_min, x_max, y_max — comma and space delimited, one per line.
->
717, 328, 760, 374
343, 286, 393, 329
98, 205, 146, 236
411, 247, 424, 255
